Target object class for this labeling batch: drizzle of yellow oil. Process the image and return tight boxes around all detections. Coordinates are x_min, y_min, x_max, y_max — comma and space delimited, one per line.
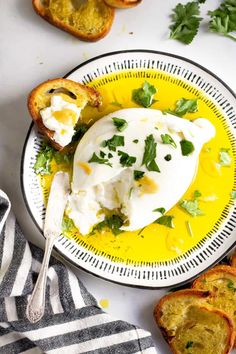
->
136, 176, 158, 194
41, 70, 235, 263
53, 109, 77, 126
77, 161, 92, 175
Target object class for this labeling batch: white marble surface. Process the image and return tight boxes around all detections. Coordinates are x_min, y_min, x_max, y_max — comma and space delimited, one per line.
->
0, 0, 236, 353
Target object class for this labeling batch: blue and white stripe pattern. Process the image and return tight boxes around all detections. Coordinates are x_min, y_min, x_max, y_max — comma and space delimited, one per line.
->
0, 190, 157, 354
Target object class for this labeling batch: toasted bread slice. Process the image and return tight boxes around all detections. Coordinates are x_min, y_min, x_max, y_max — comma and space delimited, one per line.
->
103, 0, 142, 8
230, 249, 236, 267
192, 265, 236, 346
154, 289, 234, 354
28, 78, 102, 150
32, 0, 115, 42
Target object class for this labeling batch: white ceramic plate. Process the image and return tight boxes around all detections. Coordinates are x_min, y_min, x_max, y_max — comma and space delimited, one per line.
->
21, 50, 236, 288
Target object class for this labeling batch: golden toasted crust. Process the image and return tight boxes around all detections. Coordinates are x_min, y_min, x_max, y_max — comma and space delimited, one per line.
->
230, 250, 236, 268
154, 289, 235, 354
27, 78, 102, 150
32, 0, 115, 42
192, 265, 236, 347
103, 0, 142, 8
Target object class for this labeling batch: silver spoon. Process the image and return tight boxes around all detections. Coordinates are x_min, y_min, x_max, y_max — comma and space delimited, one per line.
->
26, 171, 70, 323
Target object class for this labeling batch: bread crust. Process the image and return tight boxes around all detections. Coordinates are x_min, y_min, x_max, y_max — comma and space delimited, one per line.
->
103, 0, 142, 8
27, 78, 102, 150
154, 289, 235, 354
230, 250, 236, 268
32, 0, 115, 42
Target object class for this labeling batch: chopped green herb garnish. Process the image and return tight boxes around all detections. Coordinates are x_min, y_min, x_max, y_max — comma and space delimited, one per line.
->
108, 153, 113, 158
118, 150, 136, 167
100, 151, 106, 158
219, 148, 231, 166
134, 170, 145, 181
186, 220, 194, 237
193, 190, 202, 198
72, 123, 89, 142
129, 187, 134, 198
180, 139, 195, 156
110, 101, 123, 108
142, 134, 160, 172
34, 144, 54, 175
138, 226, 146, 236
89, 153, 112, 167
62, 217, 74, 235
231, 190, 236, 199
164, 154, 172, 161
169, 2, 202, 44
186, 341, 194, 349
180, 199, 204, 216
133, 139, 139, 144
155, 215, 174, 228
161, 134, 177, 148
208, 1, 236, 42
102, 135, 125, 152
132, 81, 157, 108
227, 280, 236, 292
175, 98, 198, 116
54, 151, 72, 165
112, 117, 128, 132
93, 215, 124, 236
153, 207, 166, 215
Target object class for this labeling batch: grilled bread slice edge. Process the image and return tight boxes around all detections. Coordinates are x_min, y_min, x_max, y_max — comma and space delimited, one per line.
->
103, 0, 142, 8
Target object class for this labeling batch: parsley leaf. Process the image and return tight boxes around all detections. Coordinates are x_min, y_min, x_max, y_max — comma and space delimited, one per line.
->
133, 139, 139, 144
219, 148, 231, 166
34, 144, 54, 175
166, 98, 198, 117
169, 2, 202, 44
102, 135, 125, 151
112, 117, 128, 132
180, 199, 204, 216
153, 207, 166, 215
180, 140, 195, 156
132, 81, 157, 108
161, 134, 177, 148
227, 280, 236, 292
164, 154, 172, 161
209, 0, 236, 42
62, 217, 74, 235
193, 190, 202, 198
155, 215, 174, 228
186, 341, 194, 349
94, 215, 124, 236
72, 123, 89, 142
142, 134, 160, 172
118, 150, 136, 167
134, 170, 145, 181
231, 190, 236, 199
89, 153, 112, 167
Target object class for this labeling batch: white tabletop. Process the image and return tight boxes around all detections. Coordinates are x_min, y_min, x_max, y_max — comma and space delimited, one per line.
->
1, 1, 236, 353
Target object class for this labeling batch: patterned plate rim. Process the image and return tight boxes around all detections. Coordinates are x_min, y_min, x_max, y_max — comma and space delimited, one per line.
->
20, 49, 236, 289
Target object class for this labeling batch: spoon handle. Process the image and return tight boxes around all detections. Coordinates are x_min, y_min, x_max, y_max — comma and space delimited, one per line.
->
26, 233, 56, 323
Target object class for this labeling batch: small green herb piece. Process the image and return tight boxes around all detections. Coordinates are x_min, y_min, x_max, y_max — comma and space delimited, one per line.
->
134, 170, 145, 181
94, 215, 124, 236
175, 98, 198, 116
62, 217, 74, 235
180, 199, 204, 216
72, 123, 89, 142
231, 190, 236, 199
193, 190, 202, 198
153, 207, 166, 215
108, 153, 113, 158
155, 215, 174, 228
54, 151, 72, 165
132, 81, 157, 108
112, 117, 128, 132
110, 101, 123, 108
142, 134, 160, 172
186, 341, 194, 349
100, 151, 106, 158
169, 2, 202, 44
164, 154, 172, 161
161, 134, 177, 148
227, 280, 236, 292
34, 144, 54, 175
180, 140, 195, 156
133, 139, 139, 144
129, 187, 134, 198
219, 148, 231, 166
118, 150, 137, 167
102, 135, 125, 152
208, 1, 236, 42
198, 0, 206, 3
89, 153, 112, 167
186, 220, 194, 237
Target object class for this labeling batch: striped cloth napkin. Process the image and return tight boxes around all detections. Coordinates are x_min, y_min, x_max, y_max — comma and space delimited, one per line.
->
0, 190, 157, 354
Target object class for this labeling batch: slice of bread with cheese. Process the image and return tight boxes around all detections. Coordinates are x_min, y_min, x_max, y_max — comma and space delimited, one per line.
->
192, 265, 236, 346
103, 0, 142, 8
32, 0, 115, 41
28, 78, 102, 150
154, 289, 235, 354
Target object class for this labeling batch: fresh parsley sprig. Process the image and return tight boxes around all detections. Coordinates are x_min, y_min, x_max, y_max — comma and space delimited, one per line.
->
142, 134, 160, 172
169, 2, 202, 44
164, 98, 198, 117
89, 153, 112, 167
209, 0, 236, 42
132, 81, 157, 108
112, 117, 128, 132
